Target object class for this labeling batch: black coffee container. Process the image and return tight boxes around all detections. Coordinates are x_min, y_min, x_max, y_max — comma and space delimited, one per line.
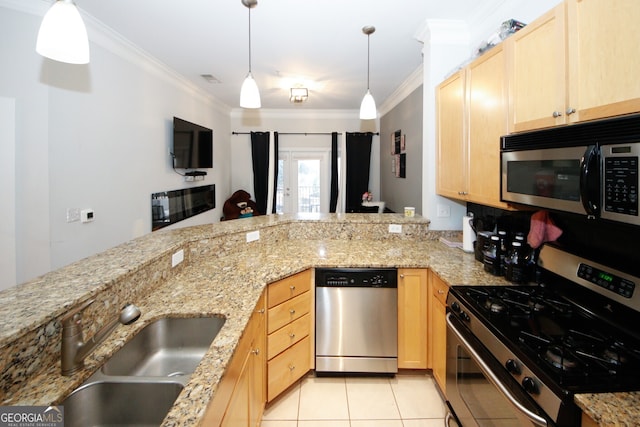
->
483, 235, 503, 276
475, 231, 495, 262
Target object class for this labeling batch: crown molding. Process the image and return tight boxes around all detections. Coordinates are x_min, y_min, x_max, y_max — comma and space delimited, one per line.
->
230, 108, 361, 120
378, 64, 423, 117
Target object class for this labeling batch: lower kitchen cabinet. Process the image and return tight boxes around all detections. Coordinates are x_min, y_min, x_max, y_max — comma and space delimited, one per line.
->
203, 291, 266, 427
581, 413, 598, 427
266, 269, 312, 402
429, 270, 448, 394
398, 268, 428, 369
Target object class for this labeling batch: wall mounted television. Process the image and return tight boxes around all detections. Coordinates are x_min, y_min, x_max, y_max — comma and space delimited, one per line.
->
172, 117, 213, 169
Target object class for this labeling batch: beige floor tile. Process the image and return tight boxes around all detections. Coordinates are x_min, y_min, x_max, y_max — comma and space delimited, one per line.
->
351, 420, 403, 427
262, 382, 301, 420
261, 421, 297, 427
298, 376, 349, 420
390, 375, 446, 419
345, 377, 401, 420
298, 421, 351, 427
402, 419, 446, 427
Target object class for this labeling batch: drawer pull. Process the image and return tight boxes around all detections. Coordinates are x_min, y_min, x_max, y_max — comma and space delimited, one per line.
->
289, 332, 295, 339
289, 309, 296, 315
252, 348, 260, 355
438, 289, 445, 295
256, 308, 265, 314
290, 285, 296, 291
288, 364, 295, 371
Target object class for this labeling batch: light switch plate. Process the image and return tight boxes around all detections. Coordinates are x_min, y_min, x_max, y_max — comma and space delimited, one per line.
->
246, 230, 260, 242
389, 224, 402, 233
172, 249, 184, 267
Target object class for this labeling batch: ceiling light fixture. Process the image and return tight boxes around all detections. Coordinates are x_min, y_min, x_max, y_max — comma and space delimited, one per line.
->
359, 25, 377, 120
36, 0, 90, 64
290, 88, 308, 103
239, 0, 261, 109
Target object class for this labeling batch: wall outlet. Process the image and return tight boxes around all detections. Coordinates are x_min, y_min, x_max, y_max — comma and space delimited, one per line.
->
246, 230, 260, 242
81, 209, 94, 223
437, 204, 451, 218
171, 249, 184, 267
389, 224, 402, 233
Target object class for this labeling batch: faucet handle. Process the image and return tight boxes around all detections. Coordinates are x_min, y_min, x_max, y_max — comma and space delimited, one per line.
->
61, 299, 95, 326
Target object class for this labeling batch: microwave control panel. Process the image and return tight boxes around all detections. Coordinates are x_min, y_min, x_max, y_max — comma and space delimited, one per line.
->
603, 144, 639, 221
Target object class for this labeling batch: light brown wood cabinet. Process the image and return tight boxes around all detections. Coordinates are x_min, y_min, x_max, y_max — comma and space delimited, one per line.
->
436, 44, 510, 209
509, 0, 640, 132
397, 269, 428, 369
429, 270, 448, 393
581, 412, 598, 427
204, 291, 266, 427
266, 269, 312, 402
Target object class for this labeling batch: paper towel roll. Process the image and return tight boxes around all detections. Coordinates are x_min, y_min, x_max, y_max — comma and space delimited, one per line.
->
463, 215, 476, 253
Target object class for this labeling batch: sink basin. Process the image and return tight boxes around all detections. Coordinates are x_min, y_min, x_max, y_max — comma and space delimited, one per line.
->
62, 381, 183, 427
102, 316, 225, 377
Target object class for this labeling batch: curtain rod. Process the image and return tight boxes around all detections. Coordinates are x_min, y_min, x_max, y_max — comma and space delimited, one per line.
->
231, 131, 379, 136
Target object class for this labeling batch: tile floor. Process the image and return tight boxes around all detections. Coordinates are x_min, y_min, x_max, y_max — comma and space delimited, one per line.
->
260, 373, 447, 427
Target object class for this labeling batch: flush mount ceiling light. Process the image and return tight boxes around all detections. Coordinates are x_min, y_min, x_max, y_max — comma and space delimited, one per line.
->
290, 87, 308, 103
36, 0, 90, 64
359, 25, 377, 120
239, 0, 261, 109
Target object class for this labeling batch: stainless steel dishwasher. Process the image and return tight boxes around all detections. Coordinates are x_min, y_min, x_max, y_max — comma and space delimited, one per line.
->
315, 268, 397, 374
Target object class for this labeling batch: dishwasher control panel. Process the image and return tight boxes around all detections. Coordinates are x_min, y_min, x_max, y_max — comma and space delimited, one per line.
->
315, 268, 397, 288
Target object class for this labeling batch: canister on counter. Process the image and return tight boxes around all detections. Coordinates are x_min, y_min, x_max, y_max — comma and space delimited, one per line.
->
483, 235, 503, 276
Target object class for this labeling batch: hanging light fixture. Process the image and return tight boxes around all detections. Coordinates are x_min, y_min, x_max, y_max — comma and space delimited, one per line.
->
359, 25, 377, 120
240, 0, 261, 108
36, 0, 90, 64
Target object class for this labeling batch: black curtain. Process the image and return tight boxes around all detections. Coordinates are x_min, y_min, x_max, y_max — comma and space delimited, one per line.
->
250, 131, 270, 215
272, 132, 279, 213
345, 132, 373, 213
329, 132, 339, 213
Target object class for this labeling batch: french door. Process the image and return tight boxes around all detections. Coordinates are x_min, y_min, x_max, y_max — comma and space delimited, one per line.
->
276, 151, 329, 214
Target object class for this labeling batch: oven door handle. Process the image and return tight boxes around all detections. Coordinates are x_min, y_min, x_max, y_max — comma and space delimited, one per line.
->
446, 313, 548, 427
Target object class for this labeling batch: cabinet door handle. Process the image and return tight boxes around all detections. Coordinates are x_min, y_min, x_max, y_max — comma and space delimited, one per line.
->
289, 332, 296, 338
290, 285, 296, 291
400, 274, 405, 279
552, 110, 563, 118
289, 309, 296, 315
566, 107, 576, 115
256, 308, 265, 314
252, 348, 260, 355
438, 289, 445, 294
288, 364, 296, 371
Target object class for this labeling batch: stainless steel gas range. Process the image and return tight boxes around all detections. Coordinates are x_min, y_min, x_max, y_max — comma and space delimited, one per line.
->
445, 244, 640, 426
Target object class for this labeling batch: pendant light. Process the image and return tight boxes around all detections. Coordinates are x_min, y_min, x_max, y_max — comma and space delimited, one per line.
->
359, 25, 376, 120
240, 0, 261, 108
36, 0, 90, 64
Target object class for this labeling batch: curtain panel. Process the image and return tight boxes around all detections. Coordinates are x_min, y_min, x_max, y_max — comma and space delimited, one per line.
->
250, 131, 270, 215
345, 132, 373, 213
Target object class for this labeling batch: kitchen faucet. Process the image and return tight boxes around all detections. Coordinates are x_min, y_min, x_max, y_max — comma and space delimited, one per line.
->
60, 299, 141, 376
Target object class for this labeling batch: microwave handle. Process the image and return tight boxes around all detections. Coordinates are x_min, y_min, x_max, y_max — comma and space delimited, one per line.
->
579, 145, 599, 217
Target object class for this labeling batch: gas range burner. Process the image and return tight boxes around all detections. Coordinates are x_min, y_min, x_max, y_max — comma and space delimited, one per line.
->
544, 345, 579, 371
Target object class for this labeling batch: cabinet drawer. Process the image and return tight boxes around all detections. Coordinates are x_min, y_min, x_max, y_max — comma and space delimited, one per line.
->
267, 291, 310, 334
432, 275, 449, 306
268, 270, 311, 309
268, 313, 310, 360
267, 336, 310, 402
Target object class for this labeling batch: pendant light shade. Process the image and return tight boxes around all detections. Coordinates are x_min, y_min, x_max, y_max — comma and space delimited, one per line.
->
36, 0, 90, 64
240, 0, 261, 108
240, 72, 261, 108
359, 25, 376, 120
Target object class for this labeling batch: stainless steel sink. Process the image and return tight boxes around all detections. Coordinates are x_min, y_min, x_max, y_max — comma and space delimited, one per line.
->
101, 316, 225, 377
62, 380, 183, 427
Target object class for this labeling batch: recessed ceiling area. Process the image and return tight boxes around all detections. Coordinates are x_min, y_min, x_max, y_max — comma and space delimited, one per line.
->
73, 0, 493, 110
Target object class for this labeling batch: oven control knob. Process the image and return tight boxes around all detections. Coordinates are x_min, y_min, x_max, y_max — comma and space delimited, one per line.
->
522, 377, 539, 395
459, 311, 470, 322
505, 359, 521, 375
451, 301, 461, 313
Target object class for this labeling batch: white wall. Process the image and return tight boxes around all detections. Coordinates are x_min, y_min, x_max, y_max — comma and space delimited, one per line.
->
0, 98, 16, 289
0, 5, 231, 288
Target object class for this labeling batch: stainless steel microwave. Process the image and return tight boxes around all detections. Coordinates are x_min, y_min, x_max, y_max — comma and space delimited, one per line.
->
500, 114, 640, 226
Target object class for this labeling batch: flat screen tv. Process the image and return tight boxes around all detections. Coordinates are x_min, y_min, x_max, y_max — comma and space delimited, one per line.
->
172, 117, 213, 169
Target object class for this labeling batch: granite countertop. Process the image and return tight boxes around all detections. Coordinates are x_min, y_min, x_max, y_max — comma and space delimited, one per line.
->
0, 214, 635, 426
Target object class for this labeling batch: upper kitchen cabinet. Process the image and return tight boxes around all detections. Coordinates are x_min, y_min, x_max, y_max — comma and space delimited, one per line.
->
437, 45, 511, 209
509, 0, 640, 132
508, 4, 566, 132
566, 0, 640, 123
